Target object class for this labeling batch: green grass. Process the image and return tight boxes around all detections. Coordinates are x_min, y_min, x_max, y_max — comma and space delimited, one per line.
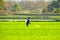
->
0, 22, 60, 40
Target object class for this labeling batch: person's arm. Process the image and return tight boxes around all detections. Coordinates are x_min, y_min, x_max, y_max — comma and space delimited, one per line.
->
25, 20, 27, 23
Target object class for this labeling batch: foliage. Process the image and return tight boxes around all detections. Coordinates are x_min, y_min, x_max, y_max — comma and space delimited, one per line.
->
52, 7, 60, 13
14, 4, 22, 11
0, 0, 4, 8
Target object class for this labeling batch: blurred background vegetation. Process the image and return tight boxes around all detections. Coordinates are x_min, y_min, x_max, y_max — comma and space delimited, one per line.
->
0, 0, 60, 15
0, 0, 60, 21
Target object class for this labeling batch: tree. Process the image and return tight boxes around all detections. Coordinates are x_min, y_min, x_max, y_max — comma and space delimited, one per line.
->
52, 0, 57, 2
0, 0, 4, 13
52, 0, 60, 13
14, 4, 22, 11
0, 0, 4, 9
13, 3, 22, 14
0, 0, 4, 6
57, 0, 60, 2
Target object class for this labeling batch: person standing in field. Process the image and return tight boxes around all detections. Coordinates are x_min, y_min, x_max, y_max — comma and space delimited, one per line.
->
26, 17, 30, 27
